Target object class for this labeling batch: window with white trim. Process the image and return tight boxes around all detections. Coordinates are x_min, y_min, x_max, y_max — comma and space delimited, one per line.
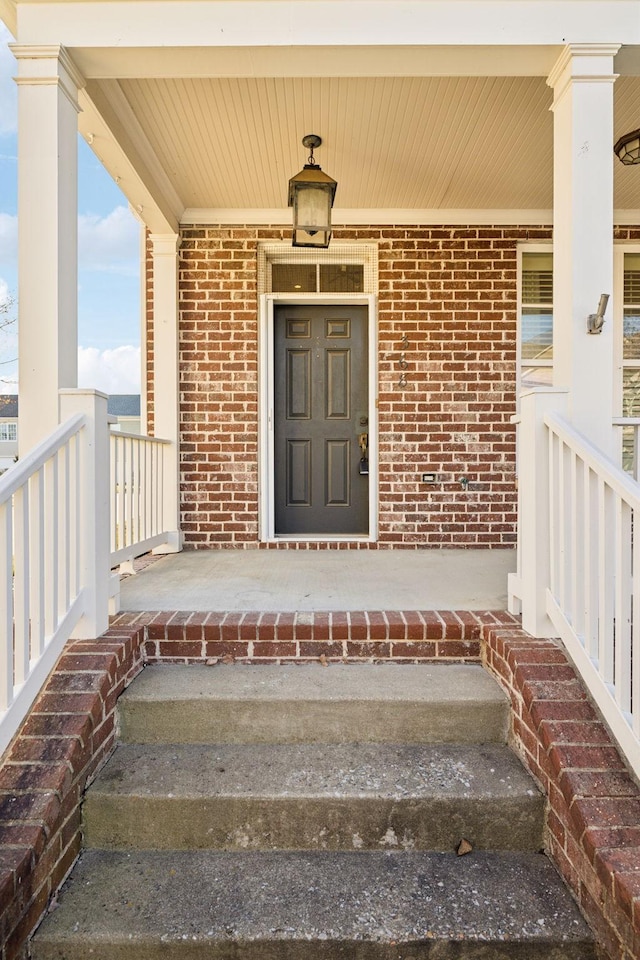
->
0, 423, 17, 441
520, 251, 553, 390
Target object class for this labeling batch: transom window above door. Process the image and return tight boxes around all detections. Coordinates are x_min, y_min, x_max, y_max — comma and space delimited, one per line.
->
258, 243, 378, 296
271, 262, 364, 294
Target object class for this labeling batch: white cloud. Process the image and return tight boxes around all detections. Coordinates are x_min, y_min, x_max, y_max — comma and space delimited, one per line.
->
79, 206, 140, 275
78, 344, 141, 394
0, 26, 17, 137
0, 212, 16, 261
0, 206, 140, 274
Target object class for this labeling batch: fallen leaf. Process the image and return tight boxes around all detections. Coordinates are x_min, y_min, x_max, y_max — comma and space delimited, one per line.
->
205, 658, 219, 666
456, 838, 473, 856
222, 654, 235, 664
319, 654, 328, 667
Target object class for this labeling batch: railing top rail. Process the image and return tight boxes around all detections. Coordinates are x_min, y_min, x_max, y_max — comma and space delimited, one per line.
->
0, 413, 86, 502
545, 411, 640, 506
110, 431, 171, 444
612, 417, 640, 426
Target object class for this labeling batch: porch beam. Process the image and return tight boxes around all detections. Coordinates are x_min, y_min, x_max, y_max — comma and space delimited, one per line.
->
15, 2, 639, 51
150, 233, 182, 554
78, 80, 182, 234
13, 44, 82, 454
548, 43, 619, 458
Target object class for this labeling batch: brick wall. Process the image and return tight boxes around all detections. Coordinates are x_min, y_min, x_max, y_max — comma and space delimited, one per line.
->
483, 626, 640, 960
174, 223, 552, 547
0, 627, 144, 960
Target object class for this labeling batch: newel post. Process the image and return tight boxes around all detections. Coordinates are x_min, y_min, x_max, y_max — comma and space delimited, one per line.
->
60, 389, 111, 639
516, 389, 569, 638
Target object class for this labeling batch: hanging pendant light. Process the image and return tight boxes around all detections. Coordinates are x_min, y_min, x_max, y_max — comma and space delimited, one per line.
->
614, 127, 640, 165
288, 135, 337, 248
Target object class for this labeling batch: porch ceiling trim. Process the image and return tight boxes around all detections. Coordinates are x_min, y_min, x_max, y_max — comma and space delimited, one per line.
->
70, 45, 564, 82
181, 207, 558, 226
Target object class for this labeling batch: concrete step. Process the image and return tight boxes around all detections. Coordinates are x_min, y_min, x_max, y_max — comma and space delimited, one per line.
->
32, 849, 596, 959
84, 742, 544, 852
118, 663, 509, 744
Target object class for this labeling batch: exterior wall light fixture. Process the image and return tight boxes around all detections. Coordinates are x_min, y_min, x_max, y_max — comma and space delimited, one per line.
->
288, 135, 337, 248
587, 294, 609, 334
614, 128, 640, 164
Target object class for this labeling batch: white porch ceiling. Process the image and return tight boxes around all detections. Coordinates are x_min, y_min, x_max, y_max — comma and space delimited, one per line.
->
83, 71, 640, 219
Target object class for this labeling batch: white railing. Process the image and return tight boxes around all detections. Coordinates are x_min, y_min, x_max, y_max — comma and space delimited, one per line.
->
0, 390, 176, 758
0, 411, 87, 757
613, 417, 640, 481
512, 390, 640, 778
110, 430, 171, 566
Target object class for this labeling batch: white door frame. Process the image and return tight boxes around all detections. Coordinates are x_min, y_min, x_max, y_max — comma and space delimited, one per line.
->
259, 293, 379, 542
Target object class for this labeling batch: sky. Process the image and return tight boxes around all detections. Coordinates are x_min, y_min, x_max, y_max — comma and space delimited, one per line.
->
0, 24, 141, 395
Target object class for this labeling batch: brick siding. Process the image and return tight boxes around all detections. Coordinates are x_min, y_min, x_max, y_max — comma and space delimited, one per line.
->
483, 626, 640, 960
174, 224, 553, 548
0, 628, 144, 960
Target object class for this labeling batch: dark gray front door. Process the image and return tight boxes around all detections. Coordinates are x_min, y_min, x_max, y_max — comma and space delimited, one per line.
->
274, 305, 369, 535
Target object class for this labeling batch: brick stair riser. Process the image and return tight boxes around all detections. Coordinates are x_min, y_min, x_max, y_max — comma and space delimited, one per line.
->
115, 609, 519, 663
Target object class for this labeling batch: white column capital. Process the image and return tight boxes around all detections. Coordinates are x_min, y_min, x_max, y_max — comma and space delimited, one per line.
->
150, 233, 181, 258
10, 44, 85, 111
547, 43, 620, 102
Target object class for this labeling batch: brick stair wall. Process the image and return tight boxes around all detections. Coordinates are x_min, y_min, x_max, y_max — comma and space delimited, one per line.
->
483, 626, 640, 960
0, 617, 637, 959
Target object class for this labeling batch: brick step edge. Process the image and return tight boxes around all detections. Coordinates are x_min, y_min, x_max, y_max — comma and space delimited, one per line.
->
110, 609, 519, 663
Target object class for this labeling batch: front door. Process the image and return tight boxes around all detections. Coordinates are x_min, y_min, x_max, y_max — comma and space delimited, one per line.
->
274, 304, 369, 535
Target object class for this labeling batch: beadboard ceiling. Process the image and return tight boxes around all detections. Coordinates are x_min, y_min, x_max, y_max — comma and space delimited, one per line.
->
84, 72, 640, 219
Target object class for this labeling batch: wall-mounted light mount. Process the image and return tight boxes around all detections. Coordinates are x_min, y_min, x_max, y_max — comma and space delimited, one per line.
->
587, 294, 609, 335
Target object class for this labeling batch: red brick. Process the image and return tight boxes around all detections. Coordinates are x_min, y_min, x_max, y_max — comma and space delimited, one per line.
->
253, 642, 297, 658
548, 743, 627, 775
157, 640, 203, 659
298, 641, 344, 659
390, 640, 436, 659
346, 641, 391, 659
571, 797, 640, 836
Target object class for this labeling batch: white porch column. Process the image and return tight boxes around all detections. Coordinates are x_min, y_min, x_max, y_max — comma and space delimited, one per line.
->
150, 233, 182, 552
547, 44, 619, 459
12, 46, 83, 455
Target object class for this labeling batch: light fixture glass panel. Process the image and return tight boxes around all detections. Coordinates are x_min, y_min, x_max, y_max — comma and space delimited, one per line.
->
271, 263, 317, 292
295, 185, 331, 234
320, 264, 364, 292
521, 308, 553, 359
292, 227, 331, 248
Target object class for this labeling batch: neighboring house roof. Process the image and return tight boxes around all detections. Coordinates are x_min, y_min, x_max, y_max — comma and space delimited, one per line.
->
0, 395, 140, 418
0, 396, 18, 419
107, 395, 141, 417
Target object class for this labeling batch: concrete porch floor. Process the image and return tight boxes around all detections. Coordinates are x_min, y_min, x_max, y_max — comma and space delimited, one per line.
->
119, 549, 516, 612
